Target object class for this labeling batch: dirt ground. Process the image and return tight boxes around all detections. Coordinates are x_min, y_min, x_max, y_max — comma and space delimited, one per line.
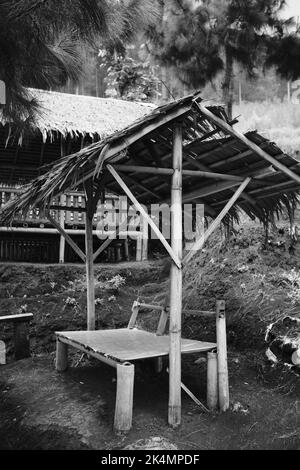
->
0, 259, 299, 450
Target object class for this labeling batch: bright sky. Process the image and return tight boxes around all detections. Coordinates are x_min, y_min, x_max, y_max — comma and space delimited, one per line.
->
282, 0, 300, 18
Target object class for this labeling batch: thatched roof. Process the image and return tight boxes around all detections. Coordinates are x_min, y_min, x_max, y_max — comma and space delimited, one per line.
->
0, 88, 154, 142
1, 92, 300, 226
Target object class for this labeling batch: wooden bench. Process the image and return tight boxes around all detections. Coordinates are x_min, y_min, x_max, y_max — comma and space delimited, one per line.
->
55, 300, 228, 432
0, 313, 33, 361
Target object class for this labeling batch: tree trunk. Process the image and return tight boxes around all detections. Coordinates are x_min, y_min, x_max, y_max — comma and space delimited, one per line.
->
222, 48, 234, 120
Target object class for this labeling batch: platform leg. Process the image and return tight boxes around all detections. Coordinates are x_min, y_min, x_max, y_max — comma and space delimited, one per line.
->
14, 322, 30, 360
0, 340, 6, 365
56, 340, 68, 371
155, 357, 164, 374
216, 301, 229, 411
207, 352, 218, 411
114, 362, 135, 433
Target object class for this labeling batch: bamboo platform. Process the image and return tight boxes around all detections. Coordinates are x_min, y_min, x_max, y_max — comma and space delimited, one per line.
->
56, 328, 216, 363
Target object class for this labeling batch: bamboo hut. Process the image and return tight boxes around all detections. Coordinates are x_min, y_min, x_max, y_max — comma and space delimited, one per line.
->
0, 88, 153, 262
1, 92, 300, 430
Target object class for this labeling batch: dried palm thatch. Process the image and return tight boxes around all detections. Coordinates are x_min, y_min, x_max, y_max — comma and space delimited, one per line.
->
1, 93, 300, 227
0, 88, 155, 143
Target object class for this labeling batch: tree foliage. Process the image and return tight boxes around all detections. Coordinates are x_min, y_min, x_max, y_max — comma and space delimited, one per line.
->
99, 46, 160, 102
147, 0, 300, 117
0, 0, 159, 132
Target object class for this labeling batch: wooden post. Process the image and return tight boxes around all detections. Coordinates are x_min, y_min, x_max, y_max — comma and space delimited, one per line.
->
136, 235, 142, 261
114, 362, 135, 433
124, 239, 129, 261
0, 340, 6, 365
56, 340, 68, 371
14, 322, 30, 360
216, 301, 229, 411
168, 122, 183, 428
142, 216, 149, 261
85, 181, 96, 331
207, 352, 218, 410
59, 194, 66, 263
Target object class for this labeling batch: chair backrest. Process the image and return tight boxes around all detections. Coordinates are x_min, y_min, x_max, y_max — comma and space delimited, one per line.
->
128, 300, 225, 337
127, 301, 169, 336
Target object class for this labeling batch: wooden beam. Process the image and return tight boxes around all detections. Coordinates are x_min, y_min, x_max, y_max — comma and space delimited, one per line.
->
168, 122, 183, 428
47, 213, 86, 262
182, 181, 241, 203
183, 178, 251, 265
117, 171, 161, 200
195, 102, 300, 186
94, 104, 192, 175
107, 164, 181, 269
113, 165, 244, 182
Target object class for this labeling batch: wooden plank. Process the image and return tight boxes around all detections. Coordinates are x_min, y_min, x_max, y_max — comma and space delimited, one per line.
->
55, 334, 118, 368
0, 313, 33, 323
128, 301, 140, 329
195, 101, 300, 186
168, 122, 183, 428
55, 329, 216, 362
47, 213, 86, 263
107, 164, 181, 269
183, 178, 251, 265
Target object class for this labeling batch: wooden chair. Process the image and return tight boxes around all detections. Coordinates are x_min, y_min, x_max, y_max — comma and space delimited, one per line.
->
55, 300, 228, 432
0, 313, 33, 361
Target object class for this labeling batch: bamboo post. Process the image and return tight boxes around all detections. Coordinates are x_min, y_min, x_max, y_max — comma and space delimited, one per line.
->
0, 340, 6, 365
56, 340, 68, 371
14, 322, 30, 360
85, 181, 96, 331
207, 352, 218, 411
142, 216, 149, 261
136, 235, 142, 261
168, 122, 183, 428
216, 301, 229, 411
114, 362, 135, 433
124, 239, 129, 261
59, 194, 66, 263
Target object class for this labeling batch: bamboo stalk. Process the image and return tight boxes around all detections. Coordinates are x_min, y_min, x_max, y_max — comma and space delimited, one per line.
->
183, 178, 251, 265
168, 122, 183, 428
0, 340, 6, 365
85, 180, 95, 331
114, 363, 135, 433
59, 194, 66, 264
207, 352, 218, 411
107, 164, 181, 269
47, 213, 86, 262
216, 301, 229, 411
112, 165, 243, 181
56, 340, 68, 372
195, 101, 300, 186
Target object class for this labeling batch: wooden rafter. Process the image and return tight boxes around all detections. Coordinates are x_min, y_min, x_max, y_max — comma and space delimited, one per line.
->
47, 213, 86, 262
195, 102, 300, 186
183, 178, 251, 265
107, 164, 181, 269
